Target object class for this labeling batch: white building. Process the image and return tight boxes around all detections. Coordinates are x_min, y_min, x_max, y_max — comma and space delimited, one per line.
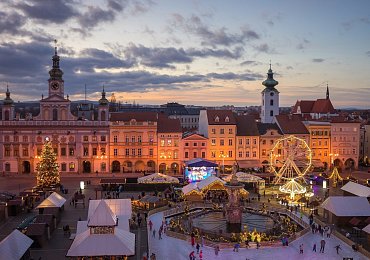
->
260, 65, 279, 123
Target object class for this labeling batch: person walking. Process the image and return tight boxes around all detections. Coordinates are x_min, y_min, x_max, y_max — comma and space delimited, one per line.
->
299, 244, 304, 254
158, 228, 162, 240
320, 239, 326, 253
327, 227, 331, 238
196, 243, 200, 254
214, 245, 220, 256
191, 232, 195, 247
334, 244, 342, 254
312, 243, 316, 252
233, 242, 240, 252
148, 220, 153, 231
199, 250, 203, 260
189, 251, 195, 260
152, 228, 156, 238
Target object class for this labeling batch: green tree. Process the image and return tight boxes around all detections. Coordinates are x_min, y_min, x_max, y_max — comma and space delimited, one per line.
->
36, 139, 60, 187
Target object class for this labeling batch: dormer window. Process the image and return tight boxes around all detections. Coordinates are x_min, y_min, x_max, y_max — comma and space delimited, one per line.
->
215, 116, 219, 122
225, 116, 229, 122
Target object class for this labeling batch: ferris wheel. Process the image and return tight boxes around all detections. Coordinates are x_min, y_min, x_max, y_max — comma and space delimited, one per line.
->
269, 135, 312, 184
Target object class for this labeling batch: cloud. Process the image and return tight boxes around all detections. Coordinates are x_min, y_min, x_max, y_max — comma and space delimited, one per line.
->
312, 58, 325, 63
296, 38, 310, 50
78, 6, 115, 29
16, 0, 78, 24
207, 72, 263, 81
0, 11, 27, 35
366, 51, 370, 57
240, 60, 261, 66
170, 13, 260, 47
286, 66, 293, 70
253, 43, 272, 53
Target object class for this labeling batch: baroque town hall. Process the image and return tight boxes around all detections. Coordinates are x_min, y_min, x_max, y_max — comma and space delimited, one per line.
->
0, 47, 361, 176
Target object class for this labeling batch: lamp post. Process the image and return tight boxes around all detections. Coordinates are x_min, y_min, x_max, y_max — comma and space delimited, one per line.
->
219, 153, 229, 175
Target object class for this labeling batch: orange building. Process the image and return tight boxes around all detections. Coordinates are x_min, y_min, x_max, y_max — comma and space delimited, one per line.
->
181, 133, 208, 161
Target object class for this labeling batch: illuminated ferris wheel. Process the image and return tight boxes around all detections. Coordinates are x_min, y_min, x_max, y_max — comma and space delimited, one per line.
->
270, 135, 312, 184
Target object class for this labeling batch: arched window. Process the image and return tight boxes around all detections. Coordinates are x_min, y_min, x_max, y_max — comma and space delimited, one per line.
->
4, 110, 9, 121
53, 109, 58, 121
270, 110, 273, 116
270, 99, 274, 106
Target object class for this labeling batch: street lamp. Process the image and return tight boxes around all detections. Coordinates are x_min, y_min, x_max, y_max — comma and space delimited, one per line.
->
219, 153, 229, 175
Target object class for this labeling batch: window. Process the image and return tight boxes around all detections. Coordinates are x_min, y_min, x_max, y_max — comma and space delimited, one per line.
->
23, 147, 29, 156
138, 136, 142, 143
185, 152, 189, 158
61, 147, 66, 156
125, 149, 129, 156
83, 136, 89, 142
262, 140, 266, 145
193, 152, 197, 158
246, 151, 250, 157
149, 134, 154, 144
253, 138, 257, 145
174, 140, 179, 147
125, 136, 130, 143
101, 148, 106, 155
193, 142, 198, 147
201, 152, 206, 158
353, 148, 356, 154
101, 162, 106, 172
69, 148, 74, 156
138, 148, 142, 156
215, 116, 219, 122
252, 151, 257, 157
114, 149, 118, 156
149, 148, 153, 156
61, 163, 67, 171
220, 128, 224, 134
238, 139, 243, 145
228, 139, 233, 146
131, 136, 135, 143
5, 163, 10, 171
5, 147, 10, 157
211, 139, 216, 146
246, 138, 250, 145
69, 163, 75, 171
23, 136, 28, 142
92, 136, 97, 142
262, 149, 266, 156
14, 136, 19, 142
132, 149, 136, 156
160, 139, 165, 146
211, 128, 216, 134
167, 139, 172, 146
13, 148, 19, 156
228, 151, 232, 157
270, 99, 273, 106
238, 151, 243, 158
270, 140, 274, 145
101, 136, 106, 142
228, 128, 233, 134
220, 139, 224, 146
83, 147, 89, 156
113, 136, 118, 143
225, 116, 230, 123
174, 151, 178, 159
202, 142, 205, 146
211, 151, 216, 158
270, 110, 273, 116
185, 142, 189, 147
92, 148, 97, 156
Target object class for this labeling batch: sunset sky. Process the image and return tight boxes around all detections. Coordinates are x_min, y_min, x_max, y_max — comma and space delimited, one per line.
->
0, 0, 369, 108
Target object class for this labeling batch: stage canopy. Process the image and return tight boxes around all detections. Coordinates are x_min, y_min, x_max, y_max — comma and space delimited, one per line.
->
185, 158, 218, 168
138, 173, 179, 184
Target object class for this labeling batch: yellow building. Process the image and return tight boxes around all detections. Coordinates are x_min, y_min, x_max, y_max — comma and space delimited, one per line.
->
198, 109, 236, 174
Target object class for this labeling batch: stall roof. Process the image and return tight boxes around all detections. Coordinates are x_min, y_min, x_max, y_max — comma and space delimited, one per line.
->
67, 228, 135, 257
197, 176, 225, 190
223, 172, 263, 183
321, 196, 370, 217
138, 173, 179, 184
139, 195, 162, 203
100, 178, 126, 184
341, 182, 370, 197
363, 224, 370, 234
182, 182, 200, 195
36, 192, 66, 208
0, 230, 33, 260
185, 158, 218, 168
88, 200, 117, 227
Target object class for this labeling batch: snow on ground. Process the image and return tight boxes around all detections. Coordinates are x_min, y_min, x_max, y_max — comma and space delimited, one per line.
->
148, 212, 367, 260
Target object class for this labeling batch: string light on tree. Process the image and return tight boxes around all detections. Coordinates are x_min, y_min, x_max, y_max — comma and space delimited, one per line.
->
36, 137, 60, 187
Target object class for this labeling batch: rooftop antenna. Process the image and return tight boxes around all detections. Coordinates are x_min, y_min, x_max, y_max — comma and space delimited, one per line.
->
84, 84, 87, 102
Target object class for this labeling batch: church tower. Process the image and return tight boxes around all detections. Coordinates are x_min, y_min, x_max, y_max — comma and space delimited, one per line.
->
98, 86, 109, 121
48, 40, 64, 98
2, 85, 15, 121
260, 64, 279, 123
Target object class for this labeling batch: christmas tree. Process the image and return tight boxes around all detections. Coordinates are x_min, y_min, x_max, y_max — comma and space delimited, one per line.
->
36, 138, 60, 187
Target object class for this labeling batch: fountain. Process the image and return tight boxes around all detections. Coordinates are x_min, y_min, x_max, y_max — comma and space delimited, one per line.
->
224, 170, 245, 233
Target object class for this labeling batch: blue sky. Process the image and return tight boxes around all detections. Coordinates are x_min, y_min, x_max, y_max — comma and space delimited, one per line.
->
0, 0, 369, 108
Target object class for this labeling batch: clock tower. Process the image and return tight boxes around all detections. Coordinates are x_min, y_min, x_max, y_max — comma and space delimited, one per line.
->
260, 64, 279, 123
48, 40, 64, 97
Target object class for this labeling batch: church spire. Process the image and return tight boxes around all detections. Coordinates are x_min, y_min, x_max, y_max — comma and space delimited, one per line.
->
99, 85, 109, 106
4, 84, 14, 105
49, 39, 64, 81
326, 83, 329, 100
262, 63, 279, 89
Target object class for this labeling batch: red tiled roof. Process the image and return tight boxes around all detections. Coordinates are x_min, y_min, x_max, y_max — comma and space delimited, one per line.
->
206, 110, 236, 125
292, 100, 315, 114
158, 116, 182, 133
275, 114, 309, 134
311, 99, 336, 113
235, 115, 259, 136
109, 112, 158, 122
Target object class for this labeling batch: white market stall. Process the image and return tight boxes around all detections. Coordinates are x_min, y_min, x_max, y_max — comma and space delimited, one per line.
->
138, 173, 179, 184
